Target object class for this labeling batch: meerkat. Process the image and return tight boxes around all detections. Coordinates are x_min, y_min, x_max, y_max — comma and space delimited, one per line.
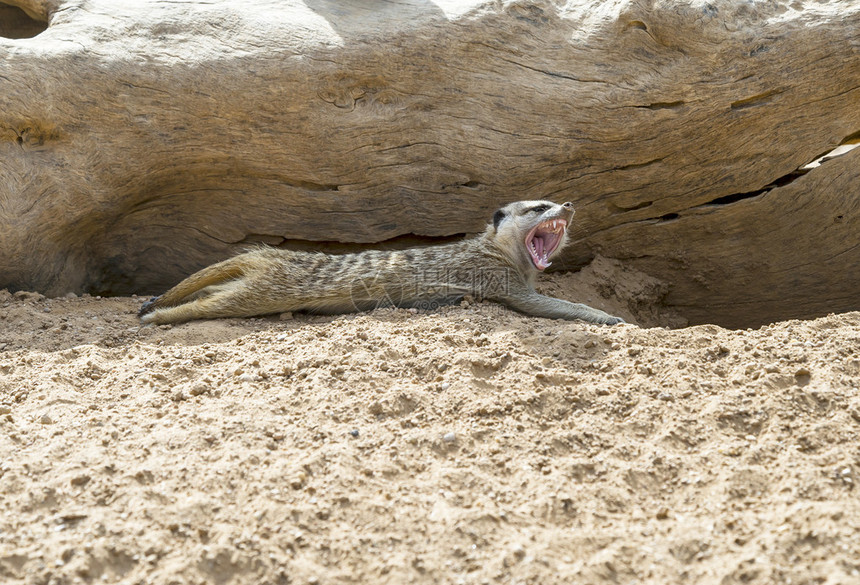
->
138, 200, 625, 325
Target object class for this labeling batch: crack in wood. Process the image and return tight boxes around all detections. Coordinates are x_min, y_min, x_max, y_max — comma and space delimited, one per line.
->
609, 200, 653, 213
496, 56, 607, 84
634, 101, 685, 110
730, 89, 783, 110
625, 130, 860, 224
235, 232, 467, 253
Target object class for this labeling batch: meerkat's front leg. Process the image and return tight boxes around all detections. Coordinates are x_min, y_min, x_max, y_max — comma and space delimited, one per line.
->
504, 291, 625, 325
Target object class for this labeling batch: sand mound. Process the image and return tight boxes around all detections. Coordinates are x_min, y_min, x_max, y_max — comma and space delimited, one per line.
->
1, 271, 858, 584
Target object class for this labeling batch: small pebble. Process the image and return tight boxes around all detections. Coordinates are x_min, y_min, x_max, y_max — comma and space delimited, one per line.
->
290, 471, 308, 489
70, 474, 91, 487
443, 432, 456, 443
0, 405, 11, 415
349, 429, 359, 438
511, 544, 526, 560
189, 382, 210, 396
279, 312, 293, 321
440, 382, 450, 391
39, 413, 53, 425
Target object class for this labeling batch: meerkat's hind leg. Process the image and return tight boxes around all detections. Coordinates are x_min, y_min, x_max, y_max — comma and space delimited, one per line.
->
138, 256, 254, 317
140, 281, 252, 325
139, 288, 217, 317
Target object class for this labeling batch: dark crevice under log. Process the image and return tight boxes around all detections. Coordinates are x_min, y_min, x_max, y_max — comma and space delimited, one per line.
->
0, 2, 47, 39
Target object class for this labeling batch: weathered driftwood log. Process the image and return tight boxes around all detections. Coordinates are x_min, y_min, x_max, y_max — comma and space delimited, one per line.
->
1, 0, 858, 327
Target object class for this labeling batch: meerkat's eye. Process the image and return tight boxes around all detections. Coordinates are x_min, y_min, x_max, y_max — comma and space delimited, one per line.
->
493, 209, 507, 229
528, 204, 551, 214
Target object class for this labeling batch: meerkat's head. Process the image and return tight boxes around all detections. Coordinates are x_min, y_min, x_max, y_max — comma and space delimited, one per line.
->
488, 200, 575, 271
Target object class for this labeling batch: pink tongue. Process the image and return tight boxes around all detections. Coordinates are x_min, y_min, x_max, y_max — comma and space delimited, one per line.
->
535, 236, 544, 258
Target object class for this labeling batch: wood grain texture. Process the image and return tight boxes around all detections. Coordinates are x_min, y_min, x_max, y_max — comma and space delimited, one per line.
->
1, 0, 858, 326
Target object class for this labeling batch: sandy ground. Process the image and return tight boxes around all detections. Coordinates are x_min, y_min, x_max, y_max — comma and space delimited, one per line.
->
1, 260, 859, 585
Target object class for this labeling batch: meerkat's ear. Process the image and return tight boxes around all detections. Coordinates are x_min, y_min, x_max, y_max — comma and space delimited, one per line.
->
492, 209, 507, 229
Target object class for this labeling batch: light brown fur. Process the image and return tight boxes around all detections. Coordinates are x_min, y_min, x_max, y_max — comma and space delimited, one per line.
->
139, 200, 624, 325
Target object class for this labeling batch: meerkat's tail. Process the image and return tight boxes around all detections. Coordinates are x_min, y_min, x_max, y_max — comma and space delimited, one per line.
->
138, 255, 254, 322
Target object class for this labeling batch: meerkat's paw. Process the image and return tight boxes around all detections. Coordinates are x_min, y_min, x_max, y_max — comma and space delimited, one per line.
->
587, 309, 626, 325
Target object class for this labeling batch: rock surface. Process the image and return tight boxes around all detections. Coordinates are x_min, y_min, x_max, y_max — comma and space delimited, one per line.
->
1, 0, 859, 327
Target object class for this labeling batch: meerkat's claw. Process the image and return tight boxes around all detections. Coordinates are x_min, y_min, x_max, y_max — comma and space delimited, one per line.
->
138, 296, 160, 317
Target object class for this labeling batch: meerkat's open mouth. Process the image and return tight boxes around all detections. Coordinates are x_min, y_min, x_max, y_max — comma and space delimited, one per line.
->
525, 218, 567, 270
